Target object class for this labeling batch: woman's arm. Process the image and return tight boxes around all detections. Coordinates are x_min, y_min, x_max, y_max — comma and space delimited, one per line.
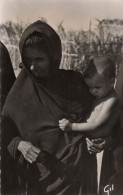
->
2, 116, 40, 163
1, 115, 23, 159
59, 97, 120, 138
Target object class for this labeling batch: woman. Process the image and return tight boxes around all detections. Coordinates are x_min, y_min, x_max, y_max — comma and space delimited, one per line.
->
2, 21, 96, 195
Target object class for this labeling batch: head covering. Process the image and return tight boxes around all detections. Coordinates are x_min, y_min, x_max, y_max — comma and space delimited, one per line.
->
19, 20, 62, 72
0, 41, 16, 109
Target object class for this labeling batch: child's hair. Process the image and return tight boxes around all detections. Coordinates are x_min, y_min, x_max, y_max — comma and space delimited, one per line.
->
24, 32, 48, 54
83, 56, 115, 80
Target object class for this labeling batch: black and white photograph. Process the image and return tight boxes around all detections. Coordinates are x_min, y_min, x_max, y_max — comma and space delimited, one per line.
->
0, 0, 123, 194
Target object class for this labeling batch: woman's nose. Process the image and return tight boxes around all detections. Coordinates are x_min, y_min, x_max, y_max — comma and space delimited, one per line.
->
30, 64, 34, 70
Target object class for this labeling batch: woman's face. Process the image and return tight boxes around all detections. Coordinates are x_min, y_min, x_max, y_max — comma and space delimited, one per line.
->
23, 46, 50, 78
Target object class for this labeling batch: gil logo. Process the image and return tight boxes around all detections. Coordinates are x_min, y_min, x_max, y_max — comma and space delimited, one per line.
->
104, 184, 114, 195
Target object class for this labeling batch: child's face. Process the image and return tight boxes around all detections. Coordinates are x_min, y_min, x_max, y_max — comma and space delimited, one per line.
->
84, 73, 114, 99
23, 46, 50, 78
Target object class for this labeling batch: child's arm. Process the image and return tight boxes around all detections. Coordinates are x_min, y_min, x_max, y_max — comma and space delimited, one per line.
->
59, 97, 120, 138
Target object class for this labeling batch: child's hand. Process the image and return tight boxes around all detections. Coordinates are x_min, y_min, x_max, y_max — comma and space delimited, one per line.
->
59, 119, 71, 131
86, 138, 106, 154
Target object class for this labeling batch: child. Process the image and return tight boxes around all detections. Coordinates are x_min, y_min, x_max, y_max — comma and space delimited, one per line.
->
59, 56, 120, 193
59, 56, 120, 139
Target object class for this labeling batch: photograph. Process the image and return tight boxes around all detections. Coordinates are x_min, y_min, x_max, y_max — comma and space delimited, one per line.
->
0, 0, 123, 194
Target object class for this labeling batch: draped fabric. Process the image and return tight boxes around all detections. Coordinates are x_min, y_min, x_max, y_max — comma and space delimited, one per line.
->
2, 68, 95, 195
2, 21, 96, 195
115, 57, 123, 137
115, 57, 123, 104
0, 41, 16, 195
0, 41, 16, 110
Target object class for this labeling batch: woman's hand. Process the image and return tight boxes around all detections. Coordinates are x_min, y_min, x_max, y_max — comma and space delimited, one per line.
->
59, 119, 71, 131
18, 141, 40, 163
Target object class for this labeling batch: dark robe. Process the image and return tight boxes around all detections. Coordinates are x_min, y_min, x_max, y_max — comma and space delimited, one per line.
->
115, 57, 123, 143
0, 41, 16, 109
115, 57, 123, 104
0, 41, 16, 194
2, 21, 96, 195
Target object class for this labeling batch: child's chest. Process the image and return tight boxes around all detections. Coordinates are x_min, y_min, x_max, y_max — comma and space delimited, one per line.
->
87, 100, 104, 122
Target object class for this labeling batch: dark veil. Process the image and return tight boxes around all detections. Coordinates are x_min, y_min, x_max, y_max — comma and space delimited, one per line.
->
0, 41, 17, 194
0, 41, 16, 109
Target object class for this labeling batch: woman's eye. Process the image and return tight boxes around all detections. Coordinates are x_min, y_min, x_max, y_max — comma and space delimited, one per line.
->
37, 58, 44, 62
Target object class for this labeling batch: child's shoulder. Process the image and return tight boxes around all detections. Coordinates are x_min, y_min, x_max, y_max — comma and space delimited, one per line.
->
94, 94, 120, 113
108, 93, 120, 105
95, 93, 118, 105
102, 94, 120, 113
103, 92, 119, 103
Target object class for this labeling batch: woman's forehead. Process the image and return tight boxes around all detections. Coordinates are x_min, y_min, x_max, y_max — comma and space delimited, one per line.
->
23, 46, 48, 58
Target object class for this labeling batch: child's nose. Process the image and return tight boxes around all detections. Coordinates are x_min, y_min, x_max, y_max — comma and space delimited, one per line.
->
90, 88, 96, 94
93, 88, 97, 93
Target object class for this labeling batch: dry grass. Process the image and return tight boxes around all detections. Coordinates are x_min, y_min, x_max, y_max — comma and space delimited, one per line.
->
0, 19, 123, 74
